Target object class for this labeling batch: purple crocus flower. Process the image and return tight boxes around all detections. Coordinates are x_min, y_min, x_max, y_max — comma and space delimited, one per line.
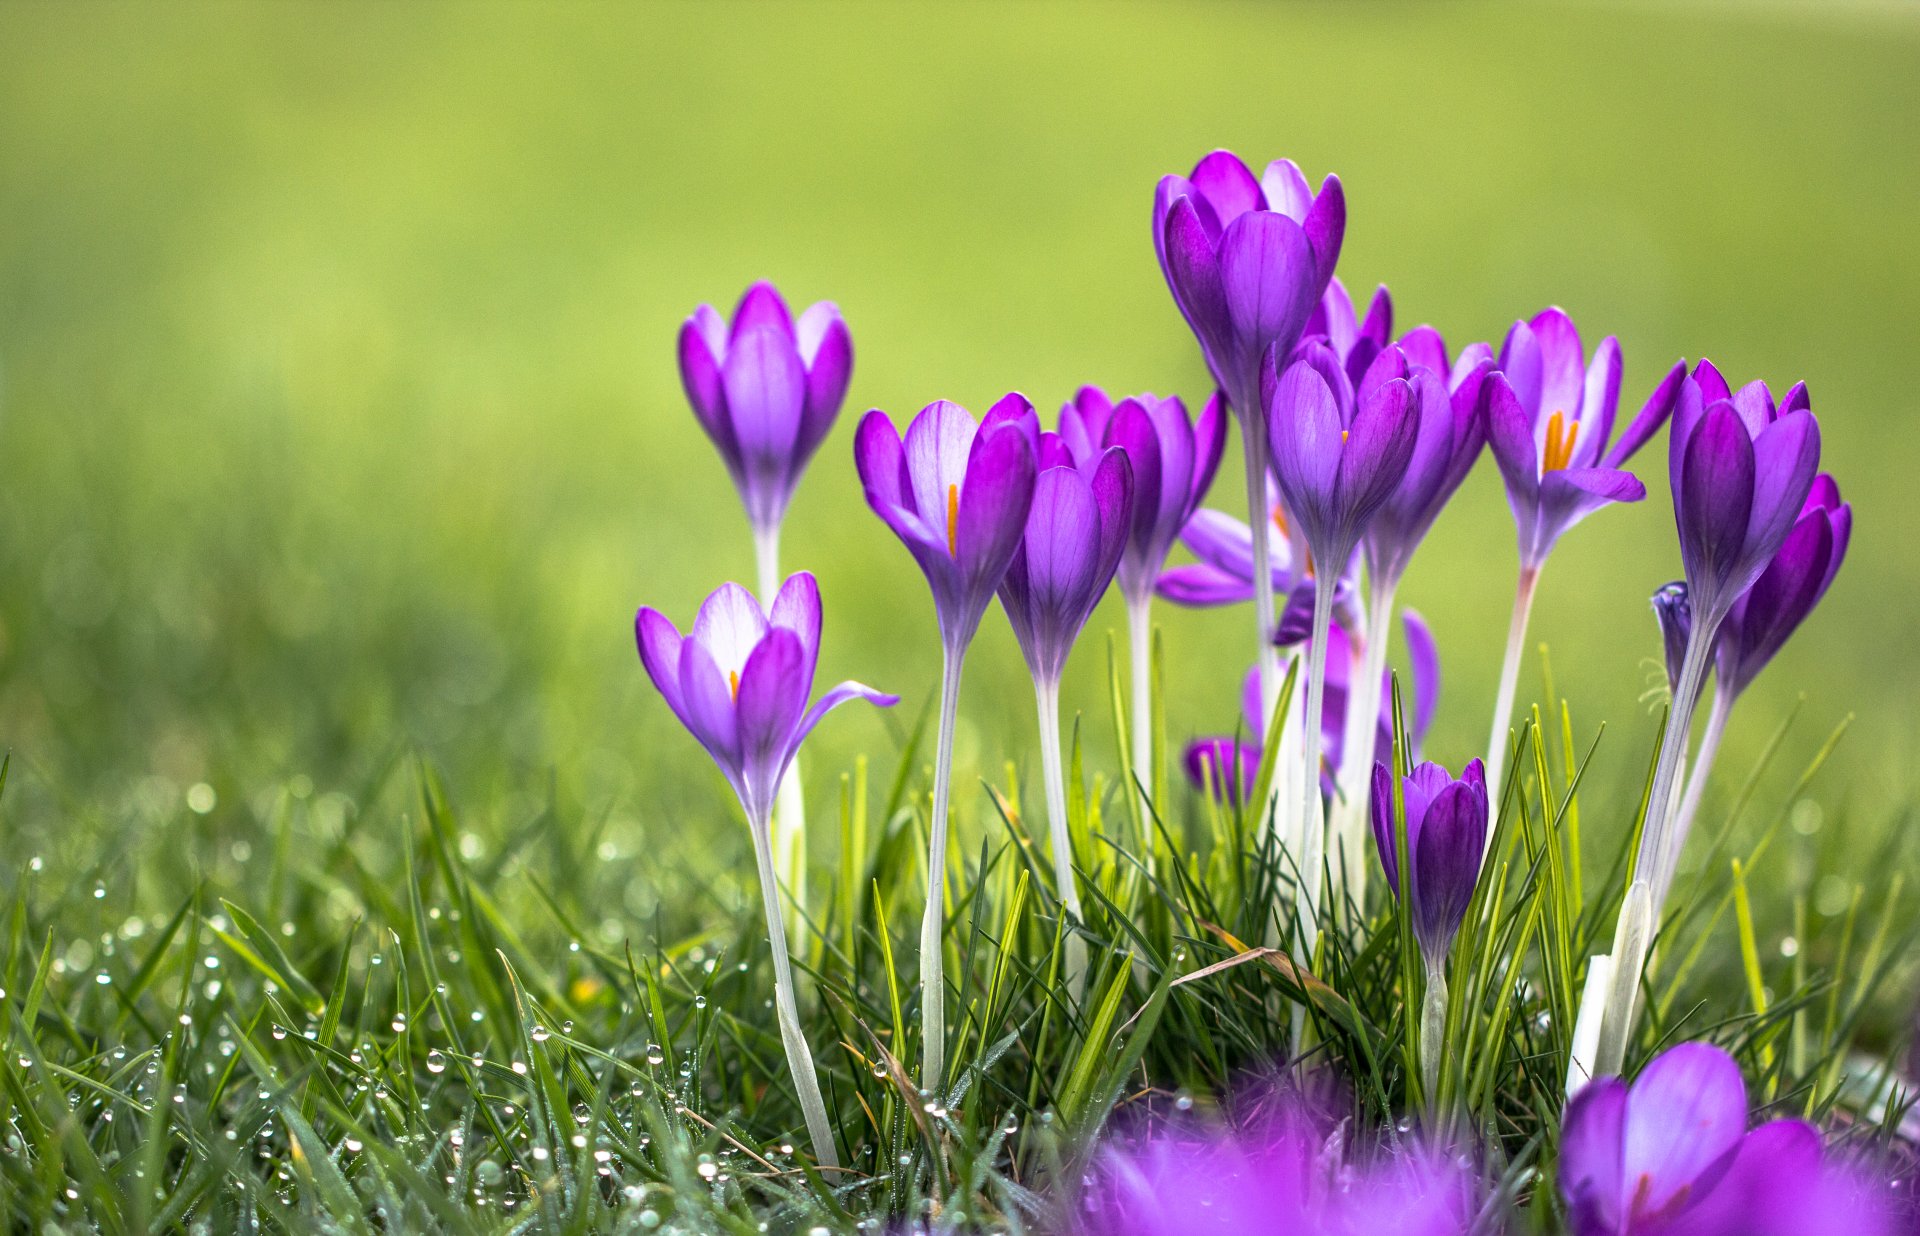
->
855, 395, 1040, 656
1713, 472, 1849, 701
1369, 758, 1489, 967
1186, 611, 1440, 805
1154, 149, 1346, 747
1306, 276, 1395, 388
1056, 387, 1227, 606
1057, 387, 1226, 796
853, 393, 1039, 1090
633, 572, 894, 1169
677, 282, 853, 535
1559, 1041, 1867, 1236
1480, 310, 1686, 808
1154, 150, 1346, 404
1487, 309, 1686, 571
999, 442, 1134, 686
1667, 360, 1824, 625
1667, 473, 1850, 863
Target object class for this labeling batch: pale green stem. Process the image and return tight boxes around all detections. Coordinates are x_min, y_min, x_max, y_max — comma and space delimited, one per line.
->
1125, 592, 1154, 812
755, 523, 808, 938
1594, 619, 1717, 1076
1237, 405, 1283, 721
1672, 683, 1733, 856
1036, 679, 1087, 999
1295, 576, 1336, 961
747, 808, 837, 1169
1331, 575, 1397, 907
1483, 564, 1541, 836
919, 643, 965, 1093
1420, 954, 1449, 1109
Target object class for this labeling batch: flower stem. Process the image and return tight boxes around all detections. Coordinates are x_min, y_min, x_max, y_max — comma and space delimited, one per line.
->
1483, 564, 1540, 832
1125, 591, 1155, 813
1671, 683, 1733, 854
1295, 576, 1336, 961
1420, 955, 1449, 1112
1331, 575, 1397, 908
1236, 405, 1283, 720
747, 809, 837, 1170
919, 643, 965, 1094
754, 523, 808, 940
1036, 678, 1087, 1000
1593, 618, 1717, 1077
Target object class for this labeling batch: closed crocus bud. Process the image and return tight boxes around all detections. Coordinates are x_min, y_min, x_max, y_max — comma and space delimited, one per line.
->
1668, 361, 1822, 625
997, 442, 1133, 686
1715, 474, 1850, 701
1485, 308, 1686, 570
1369, 758, 1489, 965
678, 282, 853, 533
1057, 387, 1227, 604
1650, 582, 1691, 692
1153, 151, 1346, 407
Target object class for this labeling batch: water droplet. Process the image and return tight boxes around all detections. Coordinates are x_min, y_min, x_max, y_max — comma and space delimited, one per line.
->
425, 1050, 447, 1074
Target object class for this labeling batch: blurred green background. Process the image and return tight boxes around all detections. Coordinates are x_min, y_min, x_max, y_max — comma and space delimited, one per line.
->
0, 2, 1914, 910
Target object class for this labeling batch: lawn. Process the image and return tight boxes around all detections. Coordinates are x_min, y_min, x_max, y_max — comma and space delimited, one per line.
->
0, 3, 1916, 1231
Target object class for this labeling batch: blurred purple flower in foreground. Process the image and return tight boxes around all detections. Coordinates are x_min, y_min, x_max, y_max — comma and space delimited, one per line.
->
1082, 1101, 1475, 1236
678, 281, 853, 535
633, 572, 894, 1170
1561, 1041, 1889, 1236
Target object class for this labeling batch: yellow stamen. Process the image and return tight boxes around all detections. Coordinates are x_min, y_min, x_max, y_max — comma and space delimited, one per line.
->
1542, 409, 1576, 474
1341, 429, 1349, 443
728, 670, 740, 699
1270, 502, 1289, 537
946, 483, 960, 556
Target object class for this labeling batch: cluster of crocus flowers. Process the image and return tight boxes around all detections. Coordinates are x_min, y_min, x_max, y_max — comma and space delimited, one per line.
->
1057, 387, 1226, 800
1370, 758, 1489, 1101
855, 395, 1038, 1089
632, 574, 895, 1168
1590, 362, 1824, 1080
1559, 1041, 1890, 1236
1481, 310, 1685, 799
1156, 150, 1345, 730
677, 282, 855, 932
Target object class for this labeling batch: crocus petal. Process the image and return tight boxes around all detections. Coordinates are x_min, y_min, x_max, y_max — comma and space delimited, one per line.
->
795, 302, 852, 455
904, 399, 982, 527
721, 324, 808, 520
1219, 211, 1316, 372
1604, 359, 1687, 469
1403, 610, 1440, 746
734, 628, 810, 806
677, 639, 741, 766
1681, 1120, 1825, 1236
1574, 335, 1624, 467
1369, 761, 1402, 894
1497, 319, 1544, 423
1411, 781, 1486, 955
677, 317, 732, 452
1679, 407, 1758, 602
1178, 507, 1257, 577
1190, 392, 1229, 507
768, 571, 823, 667
1742, 411, 1821, 573
1162, 197, 1231, 366
1484, 374, 1541, 502
1266, 357, 1343, 532
854, 409, 910, 515
1397, 324, 1450, 378
635, 607, 688, 719
1693, 358, 1733, 404
1529, 307, 1587, 429
1333, 376, 1418, 539
1189, 149, 1265, 226
692, 582, 769, 680
1302, 174, 1345, 290
1619, 1041, 1750, 1220
729, 280, 794, 343
1106, 401, 1166, 551
1560, 1078, 1630, 1234
1156, 563, 1255, 607
794, 680, 899, 750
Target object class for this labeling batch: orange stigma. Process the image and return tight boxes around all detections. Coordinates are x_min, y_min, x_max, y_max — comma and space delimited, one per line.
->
1542, 410, 1576, 473
946, 484, 960, 556
728, 670, 740, 699
1270, 502, 1289, 537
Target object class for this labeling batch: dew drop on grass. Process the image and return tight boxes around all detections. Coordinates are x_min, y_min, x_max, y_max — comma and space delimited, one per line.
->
270, 1025, 287, 1041
531, 1025, 551, 1043
425, 1050, 446, 1074
645, 1043, 665, 1066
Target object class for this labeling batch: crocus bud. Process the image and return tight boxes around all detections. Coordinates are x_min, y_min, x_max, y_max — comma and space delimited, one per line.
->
1650, 582, 1691, 692
1714, 474, 1849, 701
677, 282, 852, 533
997, 443, 1133, 686
1369, 758, 1489, 964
